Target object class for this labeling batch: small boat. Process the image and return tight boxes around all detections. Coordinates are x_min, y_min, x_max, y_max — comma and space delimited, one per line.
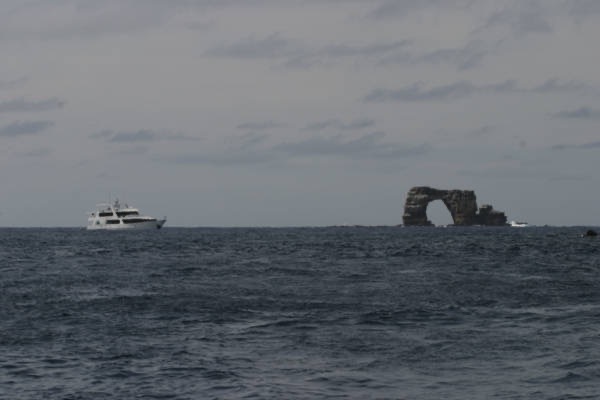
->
87, 199, 166, 230
510, 220, 529, 228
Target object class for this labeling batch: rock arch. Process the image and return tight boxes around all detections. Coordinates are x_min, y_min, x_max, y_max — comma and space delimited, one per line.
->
402, 186, 507, 226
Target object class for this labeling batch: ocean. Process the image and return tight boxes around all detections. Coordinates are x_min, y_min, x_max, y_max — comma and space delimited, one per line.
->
1, 226, 599, 399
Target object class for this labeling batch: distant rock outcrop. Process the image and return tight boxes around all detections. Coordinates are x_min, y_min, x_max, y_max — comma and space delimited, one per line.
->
402, 186, 507, 226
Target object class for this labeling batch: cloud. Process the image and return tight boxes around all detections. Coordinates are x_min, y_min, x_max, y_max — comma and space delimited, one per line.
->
206, 33, 301, 59
566, 0, 600, 19
184, 19, 216, 32
319, 41, 409, 57
90, 129, 156, 142
91, 129, 200, 143
0, 97, 66, 113
368, 0, 428, 18
0, 120, 54, 137
166, 133, 203, 141
531, 78, 589, 93
473, 1, 553, 37
374, 39, 495, 70
274, 131, 431, 159
464, 125, 495, 138
0, 1, 178, 41
89, 130, 113, 140
236, 121, 283, 130
363, 80, 514, 102
546, 174, 591, 182
302, 118, 376, 131
551, 141, 600, 150
207, 31, 495, 72
281, 40, 410, 69
551, 107, 600, 119
490, 6, 552, 34
289, 41, 411, 69
109, 130, 156, 143
363, 79, 591, 102
206, 32, 410, 68
19, 147, 52, 157
367, 0, 473, 20
162, 151, 275, 167
414, 41, 490, 70
580, 141, 600, 149
163, 130, 428, 166
457, 164, 548, 179
550, 144, 569, 150
235, 132, 270, 149
340, 118, 376, 130
116, 146, 150, 155
0, 77, 28, 90
206, 33, 408, 60
302, 119, 338, 131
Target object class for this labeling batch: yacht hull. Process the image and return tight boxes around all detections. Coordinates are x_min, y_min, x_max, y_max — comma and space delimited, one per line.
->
87, 219, 166, 230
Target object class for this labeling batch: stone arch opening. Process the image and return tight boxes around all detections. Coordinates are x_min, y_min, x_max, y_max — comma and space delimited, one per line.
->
427, 199, 454, 226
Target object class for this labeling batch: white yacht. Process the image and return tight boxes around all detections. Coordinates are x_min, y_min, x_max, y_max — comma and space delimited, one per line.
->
510, 220, 529, 228
87, 199, 166, 230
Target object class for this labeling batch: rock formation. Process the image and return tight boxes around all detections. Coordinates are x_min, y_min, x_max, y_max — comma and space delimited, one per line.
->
402, 186, 507, 226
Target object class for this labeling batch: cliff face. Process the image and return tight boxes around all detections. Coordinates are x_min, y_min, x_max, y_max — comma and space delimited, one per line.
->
402, 186, 507, 226
475, 204, 508, 226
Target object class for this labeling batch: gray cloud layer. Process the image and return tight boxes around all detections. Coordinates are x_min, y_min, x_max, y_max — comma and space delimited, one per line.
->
274, 131, 430, 159
236, 121, 283, 130
164, 151, 275, 167
552, 107, 600, 119
552, 141, 600, 150
0, 120, 54, 137
0, 1, 178, 40
410, 41, 490, 70
164, 129, 429, 167
92, 129, 201, 143
235, 132, 270, 149
0, 77, 29, 90
206, 33, 409, 60
206, 34, 493, 71
0, 98, 65, 113
206, 33, 302, 59
368, 0, 474, 20
20, 147, 52, 157
110, 130, 156, 143
477, 1, 553, 36
364, 79, 592, 102
302, 118, 376, 131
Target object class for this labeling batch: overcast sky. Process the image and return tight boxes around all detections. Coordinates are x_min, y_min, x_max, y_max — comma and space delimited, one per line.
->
1, 0, 599, 227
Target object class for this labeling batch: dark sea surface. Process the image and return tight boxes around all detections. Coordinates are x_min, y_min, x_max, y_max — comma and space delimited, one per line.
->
1, 226, 600, 399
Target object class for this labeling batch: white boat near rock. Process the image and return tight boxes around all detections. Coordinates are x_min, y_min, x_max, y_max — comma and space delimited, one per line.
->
510, 220, 529, 228
87, 199, 166, 230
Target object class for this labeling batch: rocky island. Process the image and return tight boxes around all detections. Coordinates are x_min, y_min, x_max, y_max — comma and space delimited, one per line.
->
402, 186, 507, 226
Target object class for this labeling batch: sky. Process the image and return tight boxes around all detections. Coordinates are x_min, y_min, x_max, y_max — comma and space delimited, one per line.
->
1, 0, 599, 227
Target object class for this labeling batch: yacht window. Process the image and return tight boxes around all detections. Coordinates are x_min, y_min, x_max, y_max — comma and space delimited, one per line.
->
117, 211, 139, 217
123, 218, 155, 224
106, 219, 120, 224
99, 211, 113, 217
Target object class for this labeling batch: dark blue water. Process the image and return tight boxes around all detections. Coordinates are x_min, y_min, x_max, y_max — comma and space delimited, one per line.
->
1, 227, 600, 399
